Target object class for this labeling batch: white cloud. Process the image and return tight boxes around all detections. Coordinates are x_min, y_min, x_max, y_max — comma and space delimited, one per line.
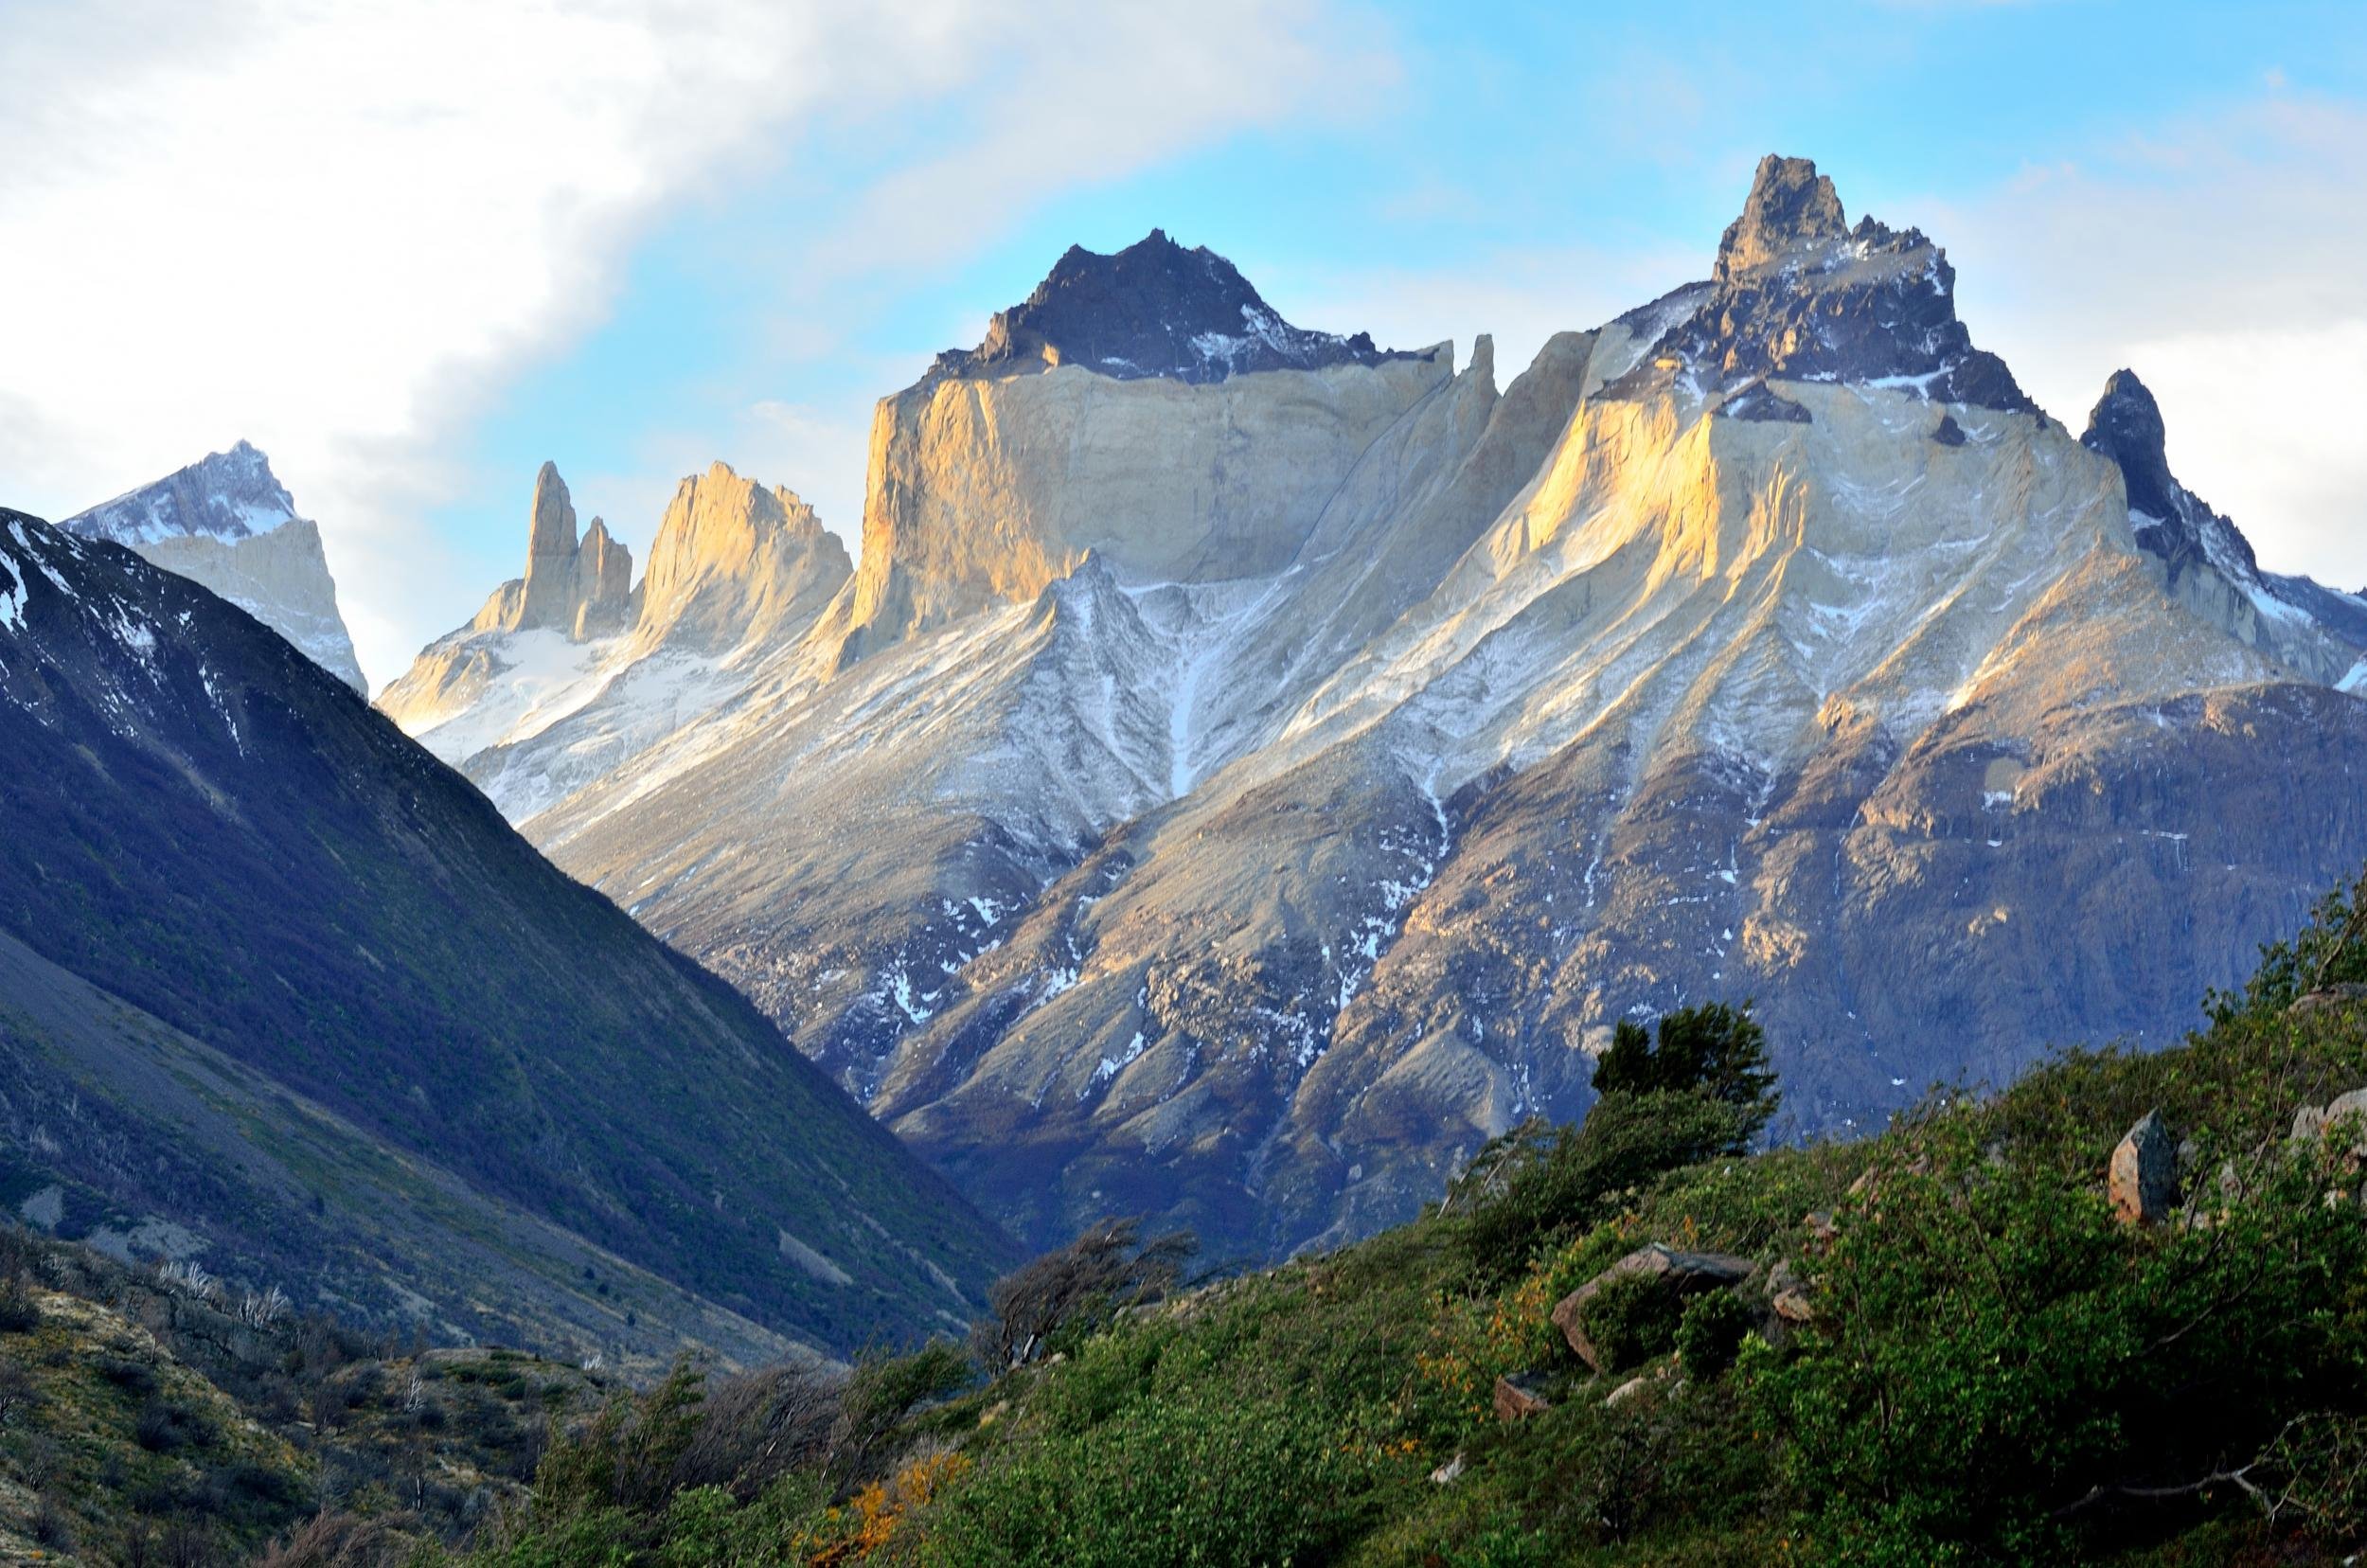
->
1926, 92, 2367, 584
0, 0, 1396, 686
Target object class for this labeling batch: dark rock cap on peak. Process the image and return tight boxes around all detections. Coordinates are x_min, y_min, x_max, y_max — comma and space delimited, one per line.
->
1716, 155, 1850, 280
927, 228, 1427, 387
61, 439, 300, 546
1601, 152, 2036, 415
2081, 367, 2261, 582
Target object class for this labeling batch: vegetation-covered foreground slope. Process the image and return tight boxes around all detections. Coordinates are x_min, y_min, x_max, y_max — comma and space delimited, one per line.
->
0, 511, 1013, 1357
421, 867, 2367, 1566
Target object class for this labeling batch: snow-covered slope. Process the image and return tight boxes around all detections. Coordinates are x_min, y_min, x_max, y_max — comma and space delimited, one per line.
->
377, 460, 850, 818
61, 441, 365, 690
467, 162, 2367, 1259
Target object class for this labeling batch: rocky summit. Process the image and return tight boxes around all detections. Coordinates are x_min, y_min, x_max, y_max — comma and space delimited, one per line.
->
61, 440, 365, 689
1607, 154, 2033, 412
385, 156, 2367, 1267
931, 226, 1431, 386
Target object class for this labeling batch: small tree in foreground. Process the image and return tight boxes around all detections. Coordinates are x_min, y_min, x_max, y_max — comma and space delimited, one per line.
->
973, 1218, 1195, 1371
1593, 1000, 1779, 1146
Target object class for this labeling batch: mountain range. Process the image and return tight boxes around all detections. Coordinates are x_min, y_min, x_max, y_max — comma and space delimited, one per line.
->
369, 155, 2367, 1261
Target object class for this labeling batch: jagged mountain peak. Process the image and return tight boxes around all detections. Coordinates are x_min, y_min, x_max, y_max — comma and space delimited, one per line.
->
928, 226, 1426, 386
527, 460, 578, 559
64, 438, 298, 546
1715, 153, 1850, 279
1607, 152, 2035, 413
57, 441, 365, 690
2081, 369, 2181, 518
2081, 365, 2264, 580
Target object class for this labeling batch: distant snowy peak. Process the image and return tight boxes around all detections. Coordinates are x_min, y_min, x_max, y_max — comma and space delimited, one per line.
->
62, 439, 297, 546
928, 227, 1431, 385
1608, 153, 2035, 414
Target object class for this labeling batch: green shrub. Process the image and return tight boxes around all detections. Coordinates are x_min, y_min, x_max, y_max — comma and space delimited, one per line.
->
0, 1272, 39, 1333
1753, 1114, 2367, 1563
920, 1390, 1378, 1568
133, 1396, 210, 1453
1673, 1290, 1753, 1381
1465, 1091, 1749, 1278
1581, 1273, 1682, 1374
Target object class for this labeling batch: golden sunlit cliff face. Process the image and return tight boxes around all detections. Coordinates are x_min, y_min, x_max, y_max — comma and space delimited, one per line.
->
817, 349, 1452, 664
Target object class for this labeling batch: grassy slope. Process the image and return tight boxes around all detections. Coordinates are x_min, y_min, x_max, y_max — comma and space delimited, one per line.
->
443, 875, 2367, 1566
13, 910, 2366, 1564
0, 513, 1015, 1352
0, 930, 804, 1373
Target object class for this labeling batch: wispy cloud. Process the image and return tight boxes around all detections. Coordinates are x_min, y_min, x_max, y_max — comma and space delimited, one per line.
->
1926, 89, 2367, 584
0, 0, 1397, 686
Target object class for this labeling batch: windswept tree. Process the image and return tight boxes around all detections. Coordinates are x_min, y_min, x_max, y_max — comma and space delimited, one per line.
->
974, 1219, 1196, 1370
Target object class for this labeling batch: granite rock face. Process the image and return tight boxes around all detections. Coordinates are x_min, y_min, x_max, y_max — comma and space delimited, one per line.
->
2082, 369, 2367, 685
408, 156, 2367, 1264
377, 458, 849, 822
479, 463, 636, 640
62, 442, 365, 690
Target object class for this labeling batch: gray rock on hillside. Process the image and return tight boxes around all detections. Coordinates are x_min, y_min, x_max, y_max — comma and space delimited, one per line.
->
2109, 1111, 2180, 1225
1551, 1244, 1755, 1372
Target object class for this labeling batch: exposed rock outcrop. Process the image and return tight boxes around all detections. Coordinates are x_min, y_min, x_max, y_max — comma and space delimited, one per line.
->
1605, 153, 2033, 412
378, 457, 850, 822
928, 227, 1430, 387
816, 236, 1449, 662
635, 461, 849, 654
1551, 1245, 1754, 1372
2109, 1111, 2180, 1225
2082, 370, 2367, 684
473, 463, 635, 641
1492, 1371, 1552, 1421
483, 157, 2367, 1268
62, 442, 365, 690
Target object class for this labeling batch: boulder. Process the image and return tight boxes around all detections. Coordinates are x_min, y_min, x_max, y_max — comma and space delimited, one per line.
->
2109, 1110, 2180, 1225
2289, 1087, 2367, 1164
1766, 1259, 1814, 1325
1605, 1376, 1649, 1407
1550, 1244, 1756, 1371
1493, 1371, 1553, 1423
2287, 983, 2367, 1017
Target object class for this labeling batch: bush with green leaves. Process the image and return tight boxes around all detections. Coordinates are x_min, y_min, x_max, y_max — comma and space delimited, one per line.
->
1672, 1290, 1753, 1381
1580, 1272, 1683, 1375
1752, 1098, 2367, 1562
918, 1388, 1379, 1568
1463, 1089, 1761, 1278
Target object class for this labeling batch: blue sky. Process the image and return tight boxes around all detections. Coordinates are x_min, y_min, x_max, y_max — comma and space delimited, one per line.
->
6, 0, 2364, 686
